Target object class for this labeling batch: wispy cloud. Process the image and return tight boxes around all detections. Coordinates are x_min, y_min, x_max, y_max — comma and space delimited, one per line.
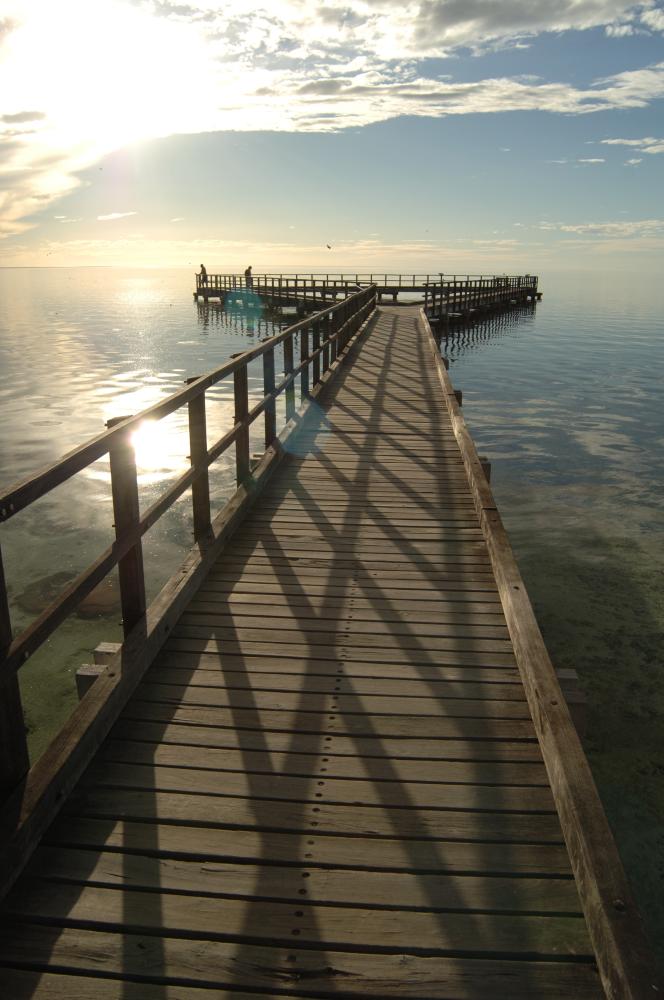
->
541, 218, 664, 236
599, 135, 664, 153
97, 211, 137, 222
578, 157, 606, 163
625, 157, 642, 164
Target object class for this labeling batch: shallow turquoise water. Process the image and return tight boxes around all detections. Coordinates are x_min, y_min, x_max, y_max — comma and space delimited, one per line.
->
0, 266, 662, 957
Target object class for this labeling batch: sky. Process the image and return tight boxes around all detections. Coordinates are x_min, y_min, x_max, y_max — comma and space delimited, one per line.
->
1, 0, 663, 272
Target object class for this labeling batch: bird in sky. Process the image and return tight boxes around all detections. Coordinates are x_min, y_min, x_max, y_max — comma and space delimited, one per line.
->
326, 244, 332, 249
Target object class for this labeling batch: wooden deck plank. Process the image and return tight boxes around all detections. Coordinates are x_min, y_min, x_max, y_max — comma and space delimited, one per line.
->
144, 667, 526, 701
119, 700, 537, 739
99, 738, 549, 785
44, 816, 570, 875
84, 756, 555, 813
27, 845, 580, 912
134, 682, 531, 718
154, 650, 519, 680
0, 928, 604, 998
63, 788, 564, 842
109, 719, 544, 761
2, 880, 593, 958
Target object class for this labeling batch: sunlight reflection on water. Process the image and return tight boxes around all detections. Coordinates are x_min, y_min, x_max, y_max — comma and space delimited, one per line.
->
0, 266, 288, 761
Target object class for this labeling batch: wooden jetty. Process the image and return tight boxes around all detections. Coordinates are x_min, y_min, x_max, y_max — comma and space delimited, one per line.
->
0, 289, 659, 999
194, 271, 541, 323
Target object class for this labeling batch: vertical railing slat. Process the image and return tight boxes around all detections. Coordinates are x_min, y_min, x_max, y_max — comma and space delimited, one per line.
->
263, 348, 276, 448
300, 327, 310, 399
284, 334, 295, 419
186, 379, 211, 540
107, 416, 147, 638
234, 365, 250, 484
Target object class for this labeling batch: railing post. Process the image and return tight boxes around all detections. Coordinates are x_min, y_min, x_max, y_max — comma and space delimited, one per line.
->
329, 309, 338, 364
312, 321, 321, 386
322, 314, 331, 374
234, 365, 250, 485
107, 416, 146, 638
284, 333, 295, 420
263, 348, 276, 448
300, 326, 310, 398
0, 543, 29, 797
186, 378, 211, 540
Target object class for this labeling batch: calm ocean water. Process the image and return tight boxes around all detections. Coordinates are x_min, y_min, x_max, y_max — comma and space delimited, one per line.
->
1, 266, 662, 953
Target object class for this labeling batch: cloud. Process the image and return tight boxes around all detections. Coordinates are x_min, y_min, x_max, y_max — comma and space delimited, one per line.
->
605, 23, 636, 36
2, 0, 664, 241
410, 0, 654, 54
625, 157, 642, 164
641, 8, 664, 31
97, 211, 137, 221
600, 135, 664, 153
1, 110, 46, 124
541, 218, 664, 236
578, 157, 606, 163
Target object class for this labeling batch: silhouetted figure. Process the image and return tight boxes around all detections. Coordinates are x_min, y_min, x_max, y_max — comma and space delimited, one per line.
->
244, 265, 253, 288
199, 264, 207, 285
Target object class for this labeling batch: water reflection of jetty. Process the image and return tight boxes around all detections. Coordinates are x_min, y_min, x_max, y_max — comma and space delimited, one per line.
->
436, 300, 537, 360
196, 300, 282, 339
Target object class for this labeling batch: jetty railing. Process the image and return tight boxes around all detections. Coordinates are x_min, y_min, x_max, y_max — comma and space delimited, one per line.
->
0, 285, 377, 811
196, 271, 535, 289
194, 272, 539, 315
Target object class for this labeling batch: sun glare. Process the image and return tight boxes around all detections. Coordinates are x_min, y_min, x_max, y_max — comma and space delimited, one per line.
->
3, 0, 214, 155
130, 419, 189, 481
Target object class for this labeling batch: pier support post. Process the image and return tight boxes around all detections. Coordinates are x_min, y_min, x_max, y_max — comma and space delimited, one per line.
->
107, 416, 147, 638
0, 544, 29, 798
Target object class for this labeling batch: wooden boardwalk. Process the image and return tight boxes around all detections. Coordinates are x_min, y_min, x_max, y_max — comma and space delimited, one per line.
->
0, 306, 657, 998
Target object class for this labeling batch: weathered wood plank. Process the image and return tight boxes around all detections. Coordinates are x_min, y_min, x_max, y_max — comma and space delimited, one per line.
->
3, 879, 592, 957
28, 846, 580, 913
135, 681, 532, 719
170, 625, 515, 656
109, 719, 543, 761
45, 815, 571, 876
121, 700, 535, 739
0, 927, 604, 998
178, 611, 511, 640
63, 788, 563, 842
100, 738, 548, 785
154, 649, 519, 680
144, 666, 526, 702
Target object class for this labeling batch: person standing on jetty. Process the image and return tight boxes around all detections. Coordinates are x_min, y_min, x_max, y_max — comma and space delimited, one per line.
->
244, 265, 253, 288
199, 264, 207, 285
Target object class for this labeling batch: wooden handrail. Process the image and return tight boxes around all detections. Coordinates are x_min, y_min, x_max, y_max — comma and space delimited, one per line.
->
420, 306, 661, 1000
196, 272, 538, 289
0, 286, 377, 797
